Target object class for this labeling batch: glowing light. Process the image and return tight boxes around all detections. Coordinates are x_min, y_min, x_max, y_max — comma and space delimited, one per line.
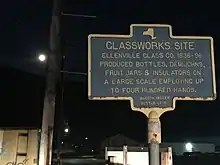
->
64, 128, 69, 133
185, 142, 193, 152
38, 54, 46, 62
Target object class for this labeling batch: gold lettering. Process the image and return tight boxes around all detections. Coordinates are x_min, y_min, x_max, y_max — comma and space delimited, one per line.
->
104, 41, 171, 50
104, 80, 109, 84
136, 79, 157, 85
125, 70, 143, 76
136, 61, 167, 68
104, 70, 123, 76
142, 52, 164, 58
105, 41, 112, 50
122, 87, 140, 93
140, 96, 170, 101
159, 78, 193, 85
174, 41, 195, 50
170, 61, 203, 67
140, 87, 171, 93
152, 69, 191, 76
112, 79, 134, 85
173, 87, 196, 92
176, 52, 192, 58
144, 70, 150, 75
101, 52, 141, 59
141, 101, 167, 106
100, 61, 133, 68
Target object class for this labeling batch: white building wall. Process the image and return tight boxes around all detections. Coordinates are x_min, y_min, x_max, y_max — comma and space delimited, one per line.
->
107, 151, 149, 165
161, 143, 215, 155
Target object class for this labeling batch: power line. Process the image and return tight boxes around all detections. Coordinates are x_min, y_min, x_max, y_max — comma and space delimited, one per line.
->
61, 12, 97, 18
60, 70, 87, 76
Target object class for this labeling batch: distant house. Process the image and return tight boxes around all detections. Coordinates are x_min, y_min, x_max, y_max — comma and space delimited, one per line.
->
161, 142, 215, 155
100, 134, 216, 155
100, 134, 142, 149
185, 136, 220, 151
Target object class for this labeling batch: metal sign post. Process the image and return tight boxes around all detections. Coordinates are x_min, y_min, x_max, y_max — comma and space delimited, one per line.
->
88, 24, 216, 165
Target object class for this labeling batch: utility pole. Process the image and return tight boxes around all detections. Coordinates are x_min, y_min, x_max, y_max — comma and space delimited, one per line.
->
38, 0, 62, 164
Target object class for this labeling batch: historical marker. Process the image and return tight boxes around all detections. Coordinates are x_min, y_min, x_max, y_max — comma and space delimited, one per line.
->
88, 24, 216, 116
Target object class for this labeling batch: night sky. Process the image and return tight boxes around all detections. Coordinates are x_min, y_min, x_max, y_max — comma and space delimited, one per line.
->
1, 0, 220, 146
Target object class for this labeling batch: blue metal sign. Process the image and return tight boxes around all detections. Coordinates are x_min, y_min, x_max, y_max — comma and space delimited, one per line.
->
88, 24, 216, 112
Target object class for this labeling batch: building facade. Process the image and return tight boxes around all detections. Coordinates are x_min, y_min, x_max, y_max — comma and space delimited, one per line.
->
101, 134, 215, 155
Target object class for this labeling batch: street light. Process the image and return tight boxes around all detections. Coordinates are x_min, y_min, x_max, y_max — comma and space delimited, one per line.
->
185, 142, 193, 152
64, 128, 69, 133
38, 54, 46, 62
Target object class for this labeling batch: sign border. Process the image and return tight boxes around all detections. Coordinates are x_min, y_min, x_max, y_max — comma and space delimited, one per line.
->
88, 24, 216, 117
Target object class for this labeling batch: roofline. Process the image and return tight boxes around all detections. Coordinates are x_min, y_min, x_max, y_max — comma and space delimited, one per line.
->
0, 127, 39, 130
